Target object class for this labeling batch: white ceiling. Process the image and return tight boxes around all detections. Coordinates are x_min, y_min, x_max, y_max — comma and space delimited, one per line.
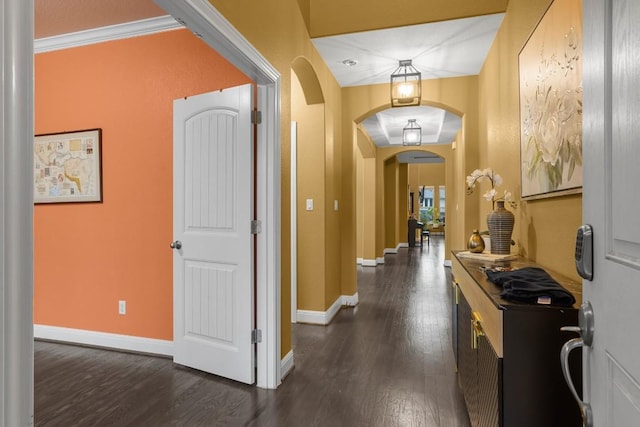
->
312, 13, 504, 155
34, 1, 503, 160
311, 13, 504, 87
360, 105, 462, 149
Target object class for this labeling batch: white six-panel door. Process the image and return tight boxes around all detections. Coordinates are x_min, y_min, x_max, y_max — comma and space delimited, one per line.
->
583, 0, 640, 424
172, 84, 255, 384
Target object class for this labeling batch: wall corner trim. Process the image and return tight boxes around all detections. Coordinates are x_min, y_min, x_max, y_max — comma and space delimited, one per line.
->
383, 247, 398, 254
361, 259, 377, 267
34, 324, 174, 357
281, 350, 294, 380
342, 292, 359, 307
356, 257, 364, 265
376, 257, 385, 265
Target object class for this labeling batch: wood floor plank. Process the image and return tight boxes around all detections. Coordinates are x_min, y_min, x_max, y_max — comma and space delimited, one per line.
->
35, 236, 469, 426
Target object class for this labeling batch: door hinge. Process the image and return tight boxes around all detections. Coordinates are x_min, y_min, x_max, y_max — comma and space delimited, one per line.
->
252, 110, 262, 124
251, 329, 262, 344
251, 220, 262, 234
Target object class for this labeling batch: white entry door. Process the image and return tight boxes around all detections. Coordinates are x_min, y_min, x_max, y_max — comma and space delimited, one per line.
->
172, 84, 255, 384
579, 0, 640, 424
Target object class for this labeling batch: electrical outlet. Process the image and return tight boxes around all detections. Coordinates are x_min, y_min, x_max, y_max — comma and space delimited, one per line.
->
118, 300, 126, 315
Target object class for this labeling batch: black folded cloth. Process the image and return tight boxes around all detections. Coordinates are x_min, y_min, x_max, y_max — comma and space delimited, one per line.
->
485, 267, 576, 307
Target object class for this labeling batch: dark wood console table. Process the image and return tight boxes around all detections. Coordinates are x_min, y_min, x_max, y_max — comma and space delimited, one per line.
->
451, 251, 583, 427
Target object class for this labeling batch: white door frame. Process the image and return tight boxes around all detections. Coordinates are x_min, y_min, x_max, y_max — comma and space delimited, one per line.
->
154, 0, 281, 389
291, 121, 297, 323
1, 0, 35, 423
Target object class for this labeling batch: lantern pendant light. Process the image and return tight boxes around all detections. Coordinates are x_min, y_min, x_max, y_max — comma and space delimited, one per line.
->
402, 119, 422, 146
390, 59, 421, 107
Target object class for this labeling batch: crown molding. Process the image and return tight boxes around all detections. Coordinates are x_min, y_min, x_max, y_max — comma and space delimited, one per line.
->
35, 15, 183, 54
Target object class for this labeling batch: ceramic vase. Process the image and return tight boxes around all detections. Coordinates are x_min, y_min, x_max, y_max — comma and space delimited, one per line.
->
487, 200, 514, 254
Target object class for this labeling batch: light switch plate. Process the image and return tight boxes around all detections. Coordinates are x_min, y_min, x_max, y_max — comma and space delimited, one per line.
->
306, 199, 313, 211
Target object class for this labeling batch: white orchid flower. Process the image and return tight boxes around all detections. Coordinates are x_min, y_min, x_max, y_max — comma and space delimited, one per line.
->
483, 189, 496, 202
465, 167, 518, 209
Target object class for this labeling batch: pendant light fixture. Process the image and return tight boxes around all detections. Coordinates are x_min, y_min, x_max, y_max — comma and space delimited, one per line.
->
402, 119, 422, 146
390, 59, 421, 107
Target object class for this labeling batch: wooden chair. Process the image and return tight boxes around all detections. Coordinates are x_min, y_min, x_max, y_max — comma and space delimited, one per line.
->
422, 227, 430, 247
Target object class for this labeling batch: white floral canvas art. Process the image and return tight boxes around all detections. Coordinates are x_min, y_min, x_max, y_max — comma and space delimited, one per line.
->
519, 0, 582, 199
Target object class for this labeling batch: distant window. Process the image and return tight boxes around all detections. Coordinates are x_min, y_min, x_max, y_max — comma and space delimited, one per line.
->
419, 186, 434, 222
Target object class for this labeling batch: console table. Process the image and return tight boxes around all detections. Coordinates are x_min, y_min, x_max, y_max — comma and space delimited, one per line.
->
451, 251, 583, 426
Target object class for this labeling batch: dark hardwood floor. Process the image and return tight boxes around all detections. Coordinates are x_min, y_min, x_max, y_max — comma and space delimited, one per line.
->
35, 236, 470, 426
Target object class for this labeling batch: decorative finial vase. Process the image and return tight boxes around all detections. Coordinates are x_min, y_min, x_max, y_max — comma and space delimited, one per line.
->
468, 229, 485, 253
487, 200, 514, 254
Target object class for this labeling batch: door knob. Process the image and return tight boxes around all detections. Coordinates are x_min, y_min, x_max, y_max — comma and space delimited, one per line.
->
560, 301, 594, 427
170, 240, 182, 250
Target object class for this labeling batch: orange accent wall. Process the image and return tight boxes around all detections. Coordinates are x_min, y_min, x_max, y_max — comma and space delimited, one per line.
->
34, 29, 252, 340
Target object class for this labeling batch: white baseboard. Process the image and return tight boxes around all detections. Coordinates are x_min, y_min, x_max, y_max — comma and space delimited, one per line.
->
295, 310, 325, 324
34, 324, 174, 357
384, 243, 407, 254
376, 257, 385, 265
296, 292, 358, 325
297, 295, 341, 325
356, 257, 364, 265
444, 259, 452, 267
362, 259, 377, 267
342, 292, 359, 306
281, 349, 294, 380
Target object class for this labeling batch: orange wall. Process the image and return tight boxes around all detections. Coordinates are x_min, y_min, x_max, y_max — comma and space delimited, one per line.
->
34, 29, 252, 340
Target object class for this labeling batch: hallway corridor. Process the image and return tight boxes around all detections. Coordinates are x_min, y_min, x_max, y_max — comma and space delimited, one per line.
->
35, 236, 470, 426
282, 236, 470, 426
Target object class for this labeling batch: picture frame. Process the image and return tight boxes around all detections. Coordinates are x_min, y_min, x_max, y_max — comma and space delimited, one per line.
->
34, 128, 103, 204
518, 0, 583, 200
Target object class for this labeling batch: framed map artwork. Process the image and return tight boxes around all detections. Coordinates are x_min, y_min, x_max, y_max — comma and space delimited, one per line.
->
34, 128, 102, 203
518, 0, 582, 199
